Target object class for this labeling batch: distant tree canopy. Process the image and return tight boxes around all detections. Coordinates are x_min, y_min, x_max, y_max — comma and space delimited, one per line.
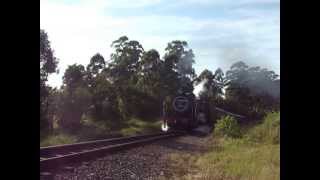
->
224, 61, 280, 118
225, 61, 279, 99
40, 30, 279, 134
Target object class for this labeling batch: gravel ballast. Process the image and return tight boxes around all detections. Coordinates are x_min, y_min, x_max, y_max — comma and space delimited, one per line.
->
40, 135, 212, 180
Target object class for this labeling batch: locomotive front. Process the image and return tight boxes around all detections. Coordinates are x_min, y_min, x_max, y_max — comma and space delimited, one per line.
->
162, 92, 196, 131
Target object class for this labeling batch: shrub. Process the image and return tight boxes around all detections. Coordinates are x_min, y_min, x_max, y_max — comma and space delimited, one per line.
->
215, 116, 241, 138
40, 133, 77, 147
245, 111, 280, 144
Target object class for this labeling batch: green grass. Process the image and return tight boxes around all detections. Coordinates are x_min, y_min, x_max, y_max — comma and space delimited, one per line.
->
40, 133, 78, 147
194, 139, 280, 180
245, 111, 280, 144
215, 115, 241, 138
40, 117, 162, 147
168, 111, 280, 180
120, 117, 162, 136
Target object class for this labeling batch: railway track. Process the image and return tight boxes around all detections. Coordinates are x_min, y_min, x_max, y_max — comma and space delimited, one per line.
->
40, 131, 184, 172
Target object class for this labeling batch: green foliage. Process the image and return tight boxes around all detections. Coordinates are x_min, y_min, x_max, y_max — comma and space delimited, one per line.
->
120, 118, 161, 136
194, 140, 280, 180
245, 111, 280, 144
58, 87, 92, 130
201, 112, 280, 179
40, 29, 59, 134
40, 121, 111, 146
40, 33, 280, 148
137, 49, 166, 99
63, 64, 86, 91
40, 133, 77, 147
164, 40, 196, 92
58, 64, 92, 130
87, 72, 118, 121
195, 68, 226, 101
108, 36, 144, 85
86, 53, 105, 76
84, 54, 121, 122
40, 29, 58, 82
116, 94, 129, 120
215, 116, 241, 138
168, 112, 280, 180
224, 61, 280, 119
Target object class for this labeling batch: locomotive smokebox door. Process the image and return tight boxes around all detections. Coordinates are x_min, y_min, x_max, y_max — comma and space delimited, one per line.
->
173, 96, 189, 112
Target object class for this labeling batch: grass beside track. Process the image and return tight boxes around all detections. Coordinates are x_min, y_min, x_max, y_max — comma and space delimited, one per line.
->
40, 118, 162, 147
168, 111, 280, 180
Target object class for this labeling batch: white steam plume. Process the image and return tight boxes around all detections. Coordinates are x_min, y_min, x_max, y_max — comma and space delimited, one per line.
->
193, 79, 208, 98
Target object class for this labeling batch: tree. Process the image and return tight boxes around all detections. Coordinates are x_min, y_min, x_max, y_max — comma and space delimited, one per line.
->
163, 40, 196, 95
40, 29, 58, 82
104, 36, 148, 120
225, 61, 280, 119
195, 69, 225, 101
85, 53, 111, 121
214, 68, 226, 87
63, 64, 86, 91
46, 87, 60, 131
164, 40, 196, 79
40, 29, 58, 134
108, 36, 144, 85
137, 49, 163, 97
226, 61, 279, 99
161, 56, 180, 97
225, 61, 249, 85
86, 53, 106, 78
59, 64, 91, 130
88, 71, 119, 121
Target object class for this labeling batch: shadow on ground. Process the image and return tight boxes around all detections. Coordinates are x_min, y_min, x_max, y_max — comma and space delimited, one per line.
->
156, 136, 211, 154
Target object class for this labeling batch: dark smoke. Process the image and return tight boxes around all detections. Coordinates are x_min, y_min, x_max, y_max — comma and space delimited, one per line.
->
249, 78, 280, 99
241, 71, 280, 99
218, 45, 279, 99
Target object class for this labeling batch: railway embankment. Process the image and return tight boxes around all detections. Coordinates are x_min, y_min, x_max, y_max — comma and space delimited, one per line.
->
167, 111, 280, 180
40, 112, 279, 180
40, 118, 162, 147
41, 134, 212, 180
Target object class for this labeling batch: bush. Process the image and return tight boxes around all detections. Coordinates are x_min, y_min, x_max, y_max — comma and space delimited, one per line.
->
215, 116, 241, 138
245, 111, 280, 144
167, 111, 280, 180
40, 133, 77, 147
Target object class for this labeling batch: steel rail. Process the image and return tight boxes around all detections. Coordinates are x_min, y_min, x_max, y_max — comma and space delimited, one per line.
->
40, 131, 184, 172
40, 132, 174, 157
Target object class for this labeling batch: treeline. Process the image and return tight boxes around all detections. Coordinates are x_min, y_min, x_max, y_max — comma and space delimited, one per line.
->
40, 29, 279, 136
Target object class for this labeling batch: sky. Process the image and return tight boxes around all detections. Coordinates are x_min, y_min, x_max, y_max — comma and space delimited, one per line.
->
40, 0, 280, 88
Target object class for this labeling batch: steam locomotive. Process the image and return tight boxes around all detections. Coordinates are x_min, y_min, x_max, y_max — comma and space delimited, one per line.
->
161, 91, 212, 132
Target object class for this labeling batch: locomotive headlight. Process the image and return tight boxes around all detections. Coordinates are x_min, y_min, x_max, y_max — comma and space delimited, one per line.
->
161, 121, 169, 132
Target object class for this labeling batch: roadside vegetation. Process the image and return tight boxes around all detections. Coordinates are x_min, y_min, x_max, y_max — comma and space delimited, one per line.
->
169, 111, 280, 180
40, 29, 280, 149
40, 117, 162, 146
